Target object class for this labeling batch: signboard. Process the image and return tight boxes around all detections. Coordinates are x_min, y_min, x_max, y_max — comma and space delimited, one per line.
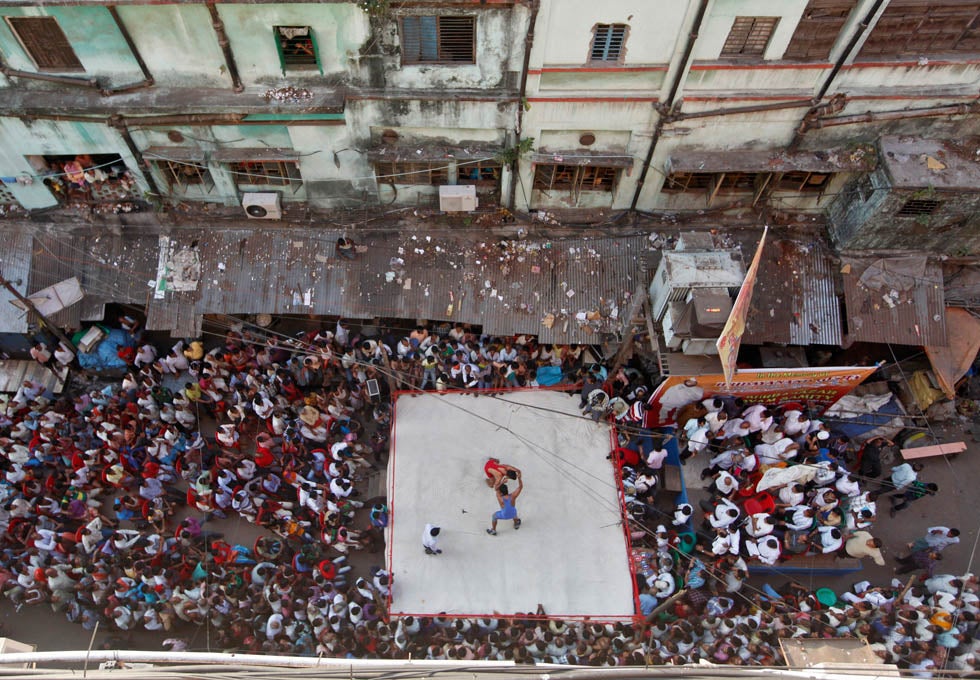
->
717, 226, 767, 387
646, 366, 878, 427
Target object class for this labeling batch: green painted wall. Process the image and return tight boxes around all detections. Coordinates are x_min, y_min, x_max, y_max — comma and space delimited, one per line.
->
0, 6, 143, 84
0, 116, 148, 209
217, 3, 369, 85
117, 5, 230, 89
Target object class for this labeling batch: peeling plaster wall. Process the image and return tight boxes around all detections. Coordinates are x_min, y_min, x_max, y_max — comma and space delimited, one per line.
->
535, 0, 688, 66
378, 6, 528, 91
217, 3, 369, 87
116, 5, 230, 89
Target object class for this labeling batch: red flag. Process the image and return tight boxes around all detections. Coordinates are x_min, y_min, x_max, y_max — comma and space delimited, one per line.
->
716, 226, 768, 388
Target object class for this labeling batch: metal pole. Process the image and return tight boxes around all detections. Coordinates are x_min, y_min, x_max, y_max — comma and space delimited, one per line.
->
0, 272, 77, 353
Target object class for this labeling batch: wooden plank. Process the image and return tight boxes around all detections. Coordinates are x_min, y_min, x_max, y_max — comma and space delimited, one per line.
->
0, 360, 63, 395
901, 441, 967, 459
663, 465, 683, 492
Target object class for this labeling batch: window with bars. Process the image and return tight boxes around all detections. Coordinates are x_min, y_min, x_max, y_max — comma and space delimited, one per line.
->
155, 160, 214, 193
374, 161, 449, 185
775, 171, 833, 192
663, 171, 834, 194
457, 160, 502, 186
897, 197, 941, 216
532, 164, 620, 193
226, 160, 302, 191
662, 172, 756, 193
400, 15, 476, 64
720, 16, 780, 58
590, 24, 628, 62
858, 1, 980, 58
274, 26, 321, 72
783, 0, 857, 61
5, 16, 83, 71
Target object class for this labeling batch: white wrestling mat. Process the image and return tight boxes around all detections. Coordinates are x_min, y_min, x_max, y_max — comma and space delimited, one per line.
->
386, 389, 636, 620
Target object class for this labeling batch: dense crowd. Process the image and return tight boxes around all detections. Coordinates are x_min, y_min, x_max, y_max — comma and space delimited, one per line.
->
0, 318, 975, 671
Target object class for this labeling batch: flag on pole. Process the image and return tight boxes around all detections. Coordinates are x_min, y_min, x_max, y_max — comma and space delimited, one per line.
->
716, 225, 768, 388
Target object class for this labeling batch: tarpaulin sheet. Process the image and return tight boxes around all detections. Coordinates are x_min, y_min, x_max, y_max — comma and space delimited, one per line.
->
75, 328, 133, 371
925, 307, 980, 398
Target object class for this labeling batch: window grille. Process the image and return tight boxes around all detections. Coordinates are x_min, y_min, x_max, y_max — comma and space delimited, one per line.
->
896, 198, 941, 216
590, 24, 628, 62
374, 161, 450, 185
533, 164, 619, 193
227, 160, 302, 192
155, 160, 214, 193
275, 26, 321, 72
400, 15, 476, 64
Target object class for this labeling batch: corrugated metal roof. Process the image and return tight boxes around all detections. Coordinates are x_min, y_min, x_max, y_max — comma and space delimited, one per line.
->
142, 229, 650, 344
29, 231, 158, 330
842, 256, 947, 347
744, 239, 842, 346
0, 230, 34, 333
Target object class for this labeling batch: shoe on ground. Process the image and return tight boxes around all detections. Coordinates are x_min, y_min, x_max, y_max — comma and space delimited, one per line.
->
486, 528, 496, 536
514, 518, 522, 530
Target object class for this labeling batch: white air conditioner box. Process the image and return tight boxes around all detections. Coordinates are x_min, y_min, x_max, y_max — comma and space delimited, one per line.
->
242, 192, 282, 219
438, 184, 478, 212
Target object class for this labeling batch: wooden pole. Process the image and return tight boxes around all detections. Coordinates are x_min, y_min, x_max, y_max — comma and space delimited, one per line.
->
0, 272, 77, 353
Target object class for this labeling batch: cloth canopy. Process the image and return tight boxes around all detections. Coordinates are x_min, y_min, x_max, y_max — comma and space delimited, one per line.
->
925, 307, 980, 398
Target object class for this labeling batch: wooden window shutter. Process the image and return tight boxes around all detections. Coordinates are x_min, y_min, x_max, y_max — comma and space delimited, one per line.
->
721, 16, 780, 58
783, 0, 858, 61
859, 1, 980, 57
7, 16, 83, 71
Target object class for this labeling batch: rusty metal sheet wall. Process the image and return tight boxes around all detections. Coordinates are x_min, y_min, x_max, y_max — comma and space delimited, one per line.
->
30, 231, 158, 330
146, 229, 650, 345
744, 239, 843, 347
0, 230, 34, 334
842, 256, 947, 347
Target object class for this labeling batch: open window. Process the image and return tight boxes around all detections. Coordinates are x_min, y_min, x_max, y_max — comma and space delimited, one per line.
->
274, 26, 322, 74
374, 161, 450, 185
146, 149, 215, 195
32, 153, 137, 203
457, 160, 502, 188
533, 164, 620, 193
225, 159, 303, 193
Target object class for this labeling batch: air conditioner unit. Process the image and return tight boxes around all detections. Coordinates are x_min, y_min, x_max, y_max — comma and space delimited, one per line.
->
438, 184, 478, 212
242, 192, 282, 219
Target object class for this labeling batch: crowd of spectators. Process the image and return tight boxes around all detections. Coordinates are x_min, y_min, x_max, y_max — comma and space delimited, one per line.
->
0, 316, 974, 672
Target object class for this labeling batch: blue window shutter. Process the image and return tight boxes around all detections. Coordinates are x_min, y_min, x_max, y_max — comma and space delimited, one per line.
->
401, 16, 421, 62
420, 16, 438, 61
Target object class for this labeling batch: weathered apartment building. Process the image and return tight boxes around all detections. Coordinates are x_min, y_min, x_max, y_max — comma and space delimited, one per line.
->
0, 0, 977, 255
0, 0, 979, 358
